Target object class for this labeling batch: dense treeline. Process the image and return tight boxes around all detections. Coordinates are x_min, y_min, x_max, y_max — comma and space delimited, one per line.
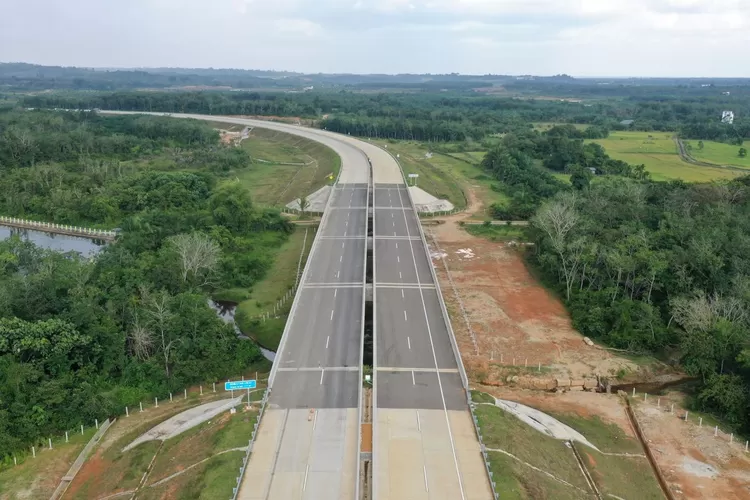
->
0, 111, 290, 460
531, 178, 750, 432
22, 90, 749, 143
480, 125, 648, 219
0, 63, 300, 90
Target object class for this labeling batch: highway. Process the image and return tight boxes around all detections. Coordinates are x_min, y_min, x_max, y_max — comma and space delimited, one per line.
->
372, 180, 493, 500
102, 111, 491, 500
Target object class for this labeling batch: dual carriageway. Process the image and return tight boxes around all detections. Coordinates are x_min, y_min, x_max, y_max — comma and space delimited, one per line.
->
107, 112, 493, 500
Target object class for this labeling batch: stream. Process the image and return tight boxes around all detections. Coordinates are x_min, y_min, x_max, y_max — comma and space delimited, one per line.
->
208, 300, 276, 362
0, 225, 105, 256
1, 224, 276, 363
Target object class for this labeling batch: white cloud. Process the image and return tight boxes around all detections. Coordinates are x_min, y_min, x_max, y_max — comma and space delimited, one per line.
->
0, 0, 749, 75
273, 18, 324, 38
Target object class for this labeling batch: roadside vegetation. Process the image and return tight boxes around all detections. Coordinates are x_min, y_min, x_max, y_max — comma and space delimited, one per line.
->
230, 224, 315, 350
0, 427, 97, 500
462, 222, 529, 242
474, 402, 663, 500
0, 110, 290, 461
236, 127, 340, 207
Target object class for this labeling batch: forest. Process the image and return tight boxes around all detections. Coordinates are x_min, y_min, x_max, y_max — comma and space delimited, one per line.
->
529, 176, 750, 433
0, 110, 291, 460
476, 124, 750, 432
479, 124, 647, 219
21, 89, 750, 144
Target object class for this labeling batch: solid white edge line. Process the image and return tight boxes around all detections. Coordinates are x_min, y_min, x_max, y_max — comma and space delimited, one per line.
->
303, 464, 310, 491
395, 185, 468, 500
326, 336, 330, 349
319, 369, 324, 385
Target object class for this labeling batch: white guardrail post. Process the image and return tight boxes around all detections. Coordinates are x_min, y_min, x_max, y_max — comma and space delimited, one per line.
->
379, 146, 499, 500
0, 216, 115, 239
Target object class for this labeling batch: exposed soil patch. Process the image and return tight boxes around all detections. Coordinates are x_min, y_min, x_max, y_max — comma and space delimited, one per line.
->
428, 222, 642, 383
634, 398, 750, 499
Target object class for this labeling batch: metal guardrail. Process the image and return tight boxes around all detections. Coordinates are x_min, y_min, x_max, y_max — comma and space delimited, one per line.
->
378, 146, 500, 500
229, 128, 345, 500
231, 389, 269, 500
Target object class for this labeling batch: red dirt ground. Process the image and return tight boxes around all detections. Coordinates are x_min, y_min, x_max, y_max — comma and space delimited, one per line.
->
427, 220, 641, 384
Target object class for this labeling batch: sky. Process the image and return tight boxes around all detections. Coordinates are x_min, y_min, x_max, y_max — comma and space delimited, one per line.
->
1, 0, 748, 77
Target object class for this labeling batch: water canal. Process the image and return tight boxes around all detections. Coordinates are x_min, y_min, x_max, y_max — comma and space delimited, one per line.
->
0, 224, 105, 256
1, 224, 276, 362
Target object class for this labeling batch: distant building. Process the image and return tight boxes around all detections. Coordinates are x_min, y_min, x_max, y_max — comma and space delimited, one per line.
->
620, 119, 635, 126
722, 111, 735, 124
722, 91, 731, 95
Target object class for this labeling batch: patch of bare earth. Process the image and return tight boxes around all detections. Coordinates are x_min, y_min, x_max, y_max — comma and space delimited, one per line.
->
64, 393, 226, 499
428, 221, 639, 383
634, 396, 750, 499
427, 215, 750, 499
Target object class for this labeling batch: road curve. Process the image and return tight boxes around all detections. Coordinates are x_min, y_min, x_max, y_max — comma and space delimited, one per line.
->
102, 111, 491, 500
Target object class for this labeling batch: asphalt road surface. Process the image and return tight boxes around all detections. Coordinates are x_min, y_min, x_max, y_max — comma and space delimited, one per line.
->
102, 111, 489, 500
373, 184, 492, 500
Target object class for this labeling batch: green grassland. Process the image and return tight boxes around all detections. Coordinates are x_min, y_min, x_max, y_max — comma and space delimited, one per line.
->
533, 122, 588, 132
473, 398, 663, 500
685, 140, 750, 169
214, 126, 340, 208
590, 131, 741, 182
374, 140, 509, 217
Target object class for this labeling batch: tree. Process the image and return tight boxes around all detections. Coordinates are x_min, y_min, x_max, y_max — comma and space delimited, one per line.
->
532, 193, 582, 300
298, 195, 310, 216
167, 233, 221, 287
740, 148, 747, 158
698, 141, 705, 150
144, 291, 180, 379
209, 182, 254, 233
569, 165, 592, 191
127, 314, 154, 361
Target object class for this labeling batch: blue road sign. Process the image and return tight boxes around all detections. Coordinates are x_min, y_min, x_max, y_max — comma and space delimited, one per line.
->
225, 380, 256, 391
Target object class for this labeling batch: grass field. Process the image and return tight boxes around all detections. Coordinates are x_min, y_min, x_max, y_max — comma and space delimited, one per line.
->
231, 224, 314, 350
473, 397, 663, 500
214, 126, 340, 208
591, 131, 741, 182
374, 141, 509, 217
684, 140, 750, 169
533, 122, 588, 132
0, 427, 97, 500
